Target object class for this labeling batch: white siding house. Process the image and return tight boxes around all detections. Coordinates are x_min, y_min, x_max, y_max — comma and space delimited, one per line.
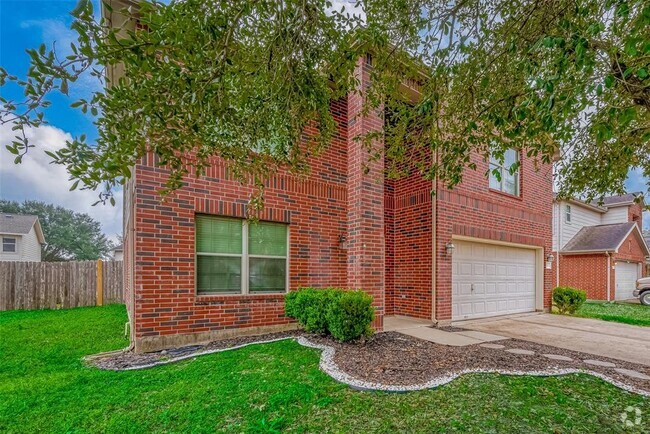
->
600, 206, 629, 225
553, 200, 604, 251
0, 214, 46, 262
553, 194, 642, 251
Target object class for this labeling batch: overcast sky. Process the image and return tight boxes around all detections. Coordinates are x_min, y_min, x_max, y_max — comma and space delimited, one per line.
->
0, 0, 647, 240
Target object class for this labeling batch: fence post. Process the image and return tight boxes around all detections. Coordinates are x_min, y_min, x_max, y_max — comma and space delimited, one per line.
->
96, 259, 104, 306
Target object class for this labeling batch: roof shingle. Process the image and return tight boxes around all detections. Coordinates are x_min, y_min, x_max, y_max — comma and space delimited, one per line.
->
562, 222, 636, 252
0, 213, 38, 235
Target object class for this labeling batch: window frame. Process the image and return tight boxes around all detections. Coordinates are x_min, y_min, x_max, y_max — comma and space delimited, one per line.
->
2, 237, 16, 253
489, 148, 521, 197
565, 204, 572, 223
195, 216, 289, 296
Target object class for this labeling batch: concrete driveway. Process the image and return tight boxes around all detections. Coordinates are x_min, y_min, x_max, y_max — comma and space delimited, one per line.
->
454, 313, 650, 366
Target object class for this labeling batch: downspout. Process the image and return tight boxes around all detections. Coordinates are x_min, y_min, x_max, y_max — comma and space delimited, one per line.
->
606, 252, 611, 301
556, 203, 561, 287
431, 151, 438, 325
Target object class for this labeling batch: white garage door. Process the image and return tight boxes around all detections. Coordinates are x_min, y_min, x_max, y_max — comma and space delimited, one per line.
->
615, 262, 639, 300
452, 240, 537, 320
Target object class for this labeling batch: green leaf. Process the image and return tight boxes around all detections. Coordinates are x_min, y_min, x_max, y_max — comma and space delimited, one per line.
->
71, 0, 89, 17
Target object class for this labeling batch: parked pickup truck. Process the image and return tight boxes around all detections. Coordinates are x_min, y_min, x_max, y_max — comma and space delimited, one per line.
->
634, 277, 650, 305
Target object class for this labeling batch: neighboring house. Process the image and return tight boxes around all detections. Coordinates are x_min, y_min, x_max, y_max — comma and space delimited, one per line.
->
643, 231, 650, 276
109, 2, 553, 352
0, 214, 46, 262
111, 245, 123, 261
552, 193, 649, 300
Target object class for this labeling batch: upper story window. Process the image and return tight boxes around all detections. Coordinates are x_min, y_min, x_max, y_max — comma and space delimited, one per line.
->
195, 215, 288, 295
489, 148, 520, 196
565, 205, 572, 223
2, 237, 16, 253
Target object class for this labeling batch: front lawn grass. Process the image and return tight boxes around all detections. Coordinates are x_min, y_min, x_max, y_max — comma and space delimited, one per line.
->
1, 305, 648, 433
574, 301, 650, 327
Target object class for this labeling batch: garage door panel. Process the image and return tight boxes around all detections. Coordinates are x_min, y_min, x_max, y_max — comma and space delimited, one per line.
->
615, 262, 638, 300
459, 282, 472, 295
452, 240, 537, 321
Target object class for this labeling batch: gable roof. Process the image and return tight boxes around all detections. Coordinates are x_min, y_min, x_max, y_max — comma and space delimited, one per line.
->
554, 192, 644, 212
562, 222, 649, 255
599, 192, 643, 207
0, 214, 46, 244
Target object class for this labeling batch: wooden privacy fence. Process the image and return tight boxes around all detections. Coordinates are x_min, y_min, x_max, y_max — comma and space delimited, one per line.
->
0, 260, 123, 311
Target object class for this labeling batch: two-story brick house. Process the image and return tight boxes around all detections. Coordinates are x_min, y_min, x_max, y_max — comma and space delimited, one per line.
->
552, 193, 649, 300
118, 53, 554, 352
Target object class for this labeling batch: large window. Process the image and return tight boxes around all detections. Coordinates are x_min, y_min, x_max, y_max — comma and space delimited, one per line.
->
2, 237, 16, 253
196, 215, 288, 295
489, 148, 520, 196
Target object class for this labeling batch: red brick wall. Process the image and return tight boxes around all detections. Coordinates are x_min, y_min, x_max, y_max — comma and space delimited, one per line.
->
558, 254, 610, 300
129, 98, 350, 351
126, 55, 555, 347
614, 228, 647, 263
628, 202, 643, 229
434, 151, 554, 321
346, 55, 386, 329
384, 168, 432, 319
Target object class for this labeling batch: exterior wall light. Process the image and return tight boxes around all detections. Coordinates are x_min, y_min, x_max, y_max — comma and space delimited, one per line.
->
338, 234, 348, 249
546, 253, 555, 263
446, 242, 455, 256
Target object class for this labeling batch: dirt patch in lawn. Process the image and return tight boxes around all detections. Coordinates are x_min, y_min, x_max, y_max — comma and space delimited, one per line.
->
88, 330, 650, 395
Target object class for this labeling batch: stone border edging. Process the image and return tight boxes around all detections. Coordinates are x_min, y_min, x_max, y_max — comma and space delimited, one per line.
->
91, 336, 650, 398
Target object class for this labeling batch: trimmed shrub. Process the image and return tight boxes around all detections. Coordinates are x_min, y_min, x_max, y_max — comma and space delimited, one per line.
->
553, 286, 587, 315
326, 290, 375, 342
283, 290, 300, 319
284, 288, 341, 334
284, 287, 374, 341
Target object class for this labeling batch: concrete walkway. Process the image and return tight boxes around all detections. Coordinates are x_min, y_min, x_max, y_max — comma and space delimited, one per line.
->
384, 315, 507, 346
454, 313, 650, 366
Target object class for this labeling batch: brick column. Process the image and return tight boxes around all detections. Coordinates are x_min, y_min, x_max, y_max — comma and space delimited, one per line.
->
346, 55, 385, 330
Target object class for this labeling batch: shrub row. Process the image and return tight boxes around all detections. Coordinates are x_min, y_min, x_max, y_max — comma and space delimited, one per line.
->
552, 286, 586, 314
285, 287, 375, 342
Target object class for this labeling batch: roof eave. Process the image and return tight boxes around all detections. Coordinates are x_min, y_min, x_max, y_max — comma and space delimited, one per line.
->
559, 249, 615, 255
555, 198, 606, 213
33, 220, 46, 245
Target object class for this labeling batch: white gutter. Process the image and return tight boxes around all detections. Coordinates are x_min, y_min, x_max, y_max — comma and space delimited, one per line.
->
556, 203, 561, 287
560, 249, 617, 255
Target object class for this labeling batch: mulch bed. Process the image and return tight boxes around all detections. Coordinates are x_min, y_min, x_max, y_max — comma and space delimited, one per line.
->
89, 330, 301, 370
307, 332, 650, 392
88, 330, 650, 395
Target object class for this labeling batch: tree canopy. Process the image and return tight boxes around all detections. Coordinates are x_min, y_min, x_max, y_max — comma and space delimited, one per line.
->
0, 200, 113, 261
0, 0, 648, 206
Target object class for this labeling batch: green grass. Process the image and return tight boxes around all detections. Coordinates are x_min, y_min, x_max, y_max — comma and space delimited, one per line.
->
1, 305, 648, 433
574, 301, 650, 326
